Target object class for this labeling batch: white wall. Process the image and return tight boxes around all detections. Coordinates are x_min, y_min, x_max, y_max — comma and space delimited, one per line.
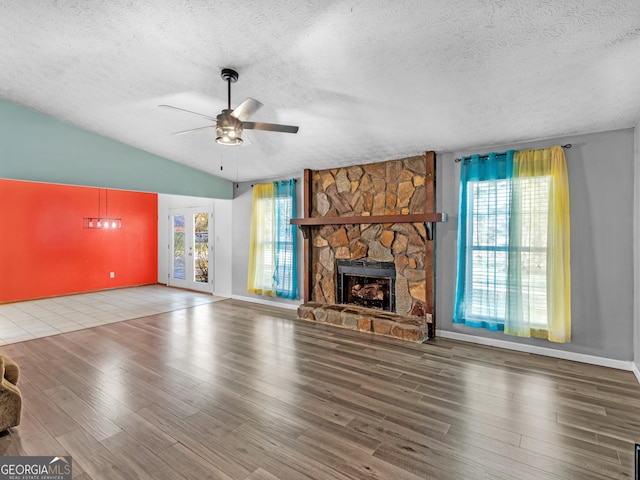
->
634, 119, 640, 380
213, 199, 233, 297
158, 193, 233, 296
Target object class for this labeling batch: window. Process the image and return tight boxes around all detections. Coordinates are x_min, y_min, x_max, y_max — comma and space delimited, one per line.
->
466, 176, 549, 326
247, 180, 298, 299
273, 193, 295, 296
466, 178, 510, 323
454, 147, 570, 343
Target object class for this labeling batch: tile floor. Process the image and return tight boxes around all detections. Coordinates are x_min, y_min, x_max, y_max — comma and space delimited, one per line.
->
0, 285, 224, 345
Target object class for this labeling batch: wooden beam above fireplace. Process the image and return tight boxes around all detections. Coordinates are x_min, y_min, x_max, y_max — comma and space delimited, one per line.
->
291, 212, 448, 241
290, 212, 447, 227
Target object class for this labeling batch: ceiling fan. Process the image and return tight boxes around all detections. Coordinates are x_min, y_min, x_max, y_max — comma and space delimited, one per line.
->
160, 68, 299, 146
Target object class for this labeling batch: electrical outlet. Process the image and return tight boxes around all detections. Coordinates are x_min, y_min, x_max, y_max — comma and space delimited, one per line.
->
110, 272, 115, 279
426, 313, 433, 322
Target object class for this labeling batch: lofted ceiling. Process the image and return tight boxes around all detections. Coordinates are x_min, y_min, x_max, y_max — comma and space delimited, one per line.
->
1, 0, 639, 182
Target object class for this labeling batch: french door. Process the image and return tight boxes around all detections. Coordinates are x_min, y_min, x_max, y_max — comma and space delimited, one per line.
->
169, 207, 213, 293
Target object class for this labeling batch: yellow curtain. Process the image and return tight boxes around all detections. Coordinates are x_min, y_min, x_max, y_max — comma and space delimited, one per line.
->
247, 183, 276, 296
511, 146, 571, 342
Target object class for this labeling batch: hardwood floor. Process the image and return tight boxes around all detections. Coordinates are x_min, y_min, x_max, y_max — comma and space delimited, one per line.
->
1, 299, 638, 479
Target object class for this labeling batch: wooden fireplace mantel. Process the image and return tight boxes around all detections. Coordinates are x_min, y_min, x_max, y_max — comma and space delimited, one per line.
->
290, 212, 448, 240
290, 212, 447, 227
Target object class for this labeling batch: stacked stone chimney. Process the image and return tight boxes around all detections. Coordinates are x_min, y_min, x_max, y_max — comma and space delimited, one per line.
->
296, 154, 435, 342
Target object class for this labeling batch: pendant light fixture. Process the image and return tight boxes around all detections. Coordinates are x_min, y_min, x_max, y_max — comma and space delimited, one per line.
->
83, 188, 122, 229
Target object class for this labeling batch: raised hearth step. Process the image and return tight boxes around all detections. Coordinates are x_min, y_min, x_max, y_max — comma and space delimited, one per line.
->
297, 302, 430, 343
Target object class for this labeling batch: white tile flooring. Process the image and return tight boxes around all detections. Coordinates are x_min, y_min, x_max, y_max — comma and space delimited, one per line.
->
0, 285, 224, 345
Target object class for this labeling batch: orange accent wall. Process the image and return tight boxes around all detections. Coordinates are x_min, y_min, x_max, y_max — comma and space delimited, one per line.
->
0, 179, 158, 303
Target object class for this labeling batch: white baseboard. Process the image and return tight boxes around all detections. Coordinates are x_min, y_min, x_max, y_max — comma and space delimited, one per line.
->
230, 294, 300, 311
437, 329, 636, 373
632, 362, 640, 384
213, 292, 232, 299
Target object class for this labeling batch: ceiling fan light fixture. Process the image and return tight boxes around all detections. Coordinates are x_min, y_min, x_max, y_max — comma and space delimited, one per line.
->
216, 125, 243, 145
215, 110, 243, 146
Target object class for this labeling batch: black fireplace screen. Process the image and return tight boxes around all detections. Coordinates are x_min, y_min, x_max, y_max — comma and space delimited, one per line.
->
336, 260, 396, 312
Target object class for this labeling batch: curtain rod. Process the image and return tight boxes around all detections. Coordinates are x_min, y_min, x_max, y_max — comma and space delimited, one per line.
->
454, 144, 571, 163
251, 179, 298, 187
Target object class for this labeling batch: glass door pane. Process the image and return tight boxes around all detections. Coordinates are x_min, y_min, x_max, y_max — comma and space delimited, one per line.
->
193, 212, 209, 284
172, 215, 186, 281
168, 207, 213, 293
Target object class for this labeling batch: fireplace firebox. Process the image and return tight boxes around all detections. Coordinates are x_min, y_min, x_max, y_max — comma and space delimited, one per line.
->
336, 260, 396, 312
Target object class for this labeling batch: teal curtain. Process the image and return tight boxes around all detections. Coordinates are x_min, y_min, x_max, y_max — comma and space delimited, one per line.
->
453, 151, 514, 331
273, 179, 298, 299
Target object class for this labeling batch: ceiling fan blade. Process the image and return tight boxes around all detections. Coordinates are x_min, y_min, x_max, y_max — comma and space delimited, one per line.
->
231, 98, 263, 121
159, 104, 218, 122
172, 125, 215, 135
242, 121, 299, 134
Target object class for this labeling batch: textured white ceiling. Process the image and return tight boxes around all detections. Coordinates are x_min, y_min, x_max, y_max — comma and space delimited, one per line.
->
1, 0, 639, 182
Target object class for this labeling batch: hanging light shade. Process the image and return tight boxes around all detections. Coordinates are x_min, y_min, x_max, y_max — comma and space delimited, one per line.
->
83, 189, 122, 229
215, 110, 243, 146
83, 217, 122, 229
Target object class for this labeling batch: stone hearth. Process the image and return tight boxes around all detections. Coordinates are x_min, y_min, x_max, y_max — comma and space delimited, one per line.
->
298, 303, 428, 342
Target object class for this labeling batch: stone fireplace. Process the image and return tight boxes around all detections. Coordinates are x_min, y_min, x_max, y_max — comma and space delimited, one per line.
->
292, 152, 445, 342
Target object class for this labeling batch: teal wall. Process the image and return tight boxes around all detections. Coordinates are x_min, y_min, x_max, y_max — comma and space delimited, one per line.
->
0, 99, 232, 199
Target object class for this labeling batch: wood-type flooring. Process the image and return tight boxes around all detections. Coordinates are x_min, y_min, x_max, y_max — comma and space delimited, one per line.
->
0, 299, 638, 479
